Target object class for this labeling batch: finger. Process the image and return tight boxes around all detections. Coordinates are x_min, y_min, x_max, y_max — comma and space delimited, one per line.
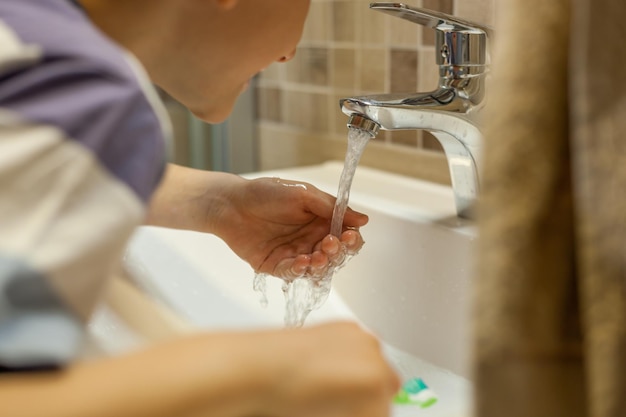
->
341, 229, 364, 254
307, 250, 330, 278
323, 239, 347, 268
320, 234, 341, 257
333, 251, 348, 270
273, 254, 311, 281
312, 239, 323, 253
300, 184, 337, 219
343, 206, 369, 227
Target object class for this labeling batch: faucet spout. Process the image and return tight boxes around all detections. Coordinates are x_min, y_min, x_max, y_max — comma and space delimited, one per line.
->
341, 81, 484, 219
340, 3, 492, 219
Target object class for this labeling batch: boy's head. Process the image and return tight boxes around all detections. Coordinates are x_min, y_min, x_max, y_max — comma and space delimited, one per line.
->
82, 0, 311, 122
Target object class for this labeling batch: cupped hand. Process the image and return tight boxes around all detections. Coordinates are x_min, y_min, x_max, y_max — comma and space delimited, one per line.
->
146, 165, 368, 280
210, 176, 368, 279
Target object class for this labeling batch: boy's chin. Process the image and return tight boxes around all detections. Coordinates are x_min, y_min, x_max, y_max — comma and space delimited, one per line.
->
189, 100, 236, 124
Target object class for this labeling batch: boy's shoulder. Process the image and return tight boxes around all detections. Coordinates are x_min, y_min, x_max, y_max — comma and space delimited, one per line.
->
0, 0, 134, 82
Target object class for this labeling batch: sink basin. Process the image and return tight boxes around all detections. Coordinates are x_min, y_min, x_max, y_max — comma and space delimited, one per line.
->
89, 161, 476, 417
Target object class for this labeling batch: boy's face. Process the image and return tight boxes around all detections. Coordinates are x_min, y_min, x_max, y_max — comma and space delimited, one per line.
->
152, 0, 311, 123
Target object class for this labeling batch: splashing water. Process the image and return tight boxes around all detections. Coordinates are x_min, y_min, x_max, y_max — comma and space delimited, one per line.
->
252, 272, 268, 308
254, 127, 372, 327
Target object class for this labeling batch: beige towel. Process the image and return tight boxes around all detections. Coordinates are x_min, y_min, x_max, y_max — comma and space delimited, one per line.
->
473, 0, 626, 416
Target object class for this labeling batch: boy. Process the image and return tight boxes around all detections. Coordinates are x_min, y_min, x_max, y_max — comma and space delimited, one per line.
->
0, 1, 400, 416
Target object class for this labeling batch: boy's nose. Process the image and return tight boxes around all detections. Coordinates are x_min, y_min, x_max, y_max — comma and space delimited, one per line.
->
277, 48, 297, 63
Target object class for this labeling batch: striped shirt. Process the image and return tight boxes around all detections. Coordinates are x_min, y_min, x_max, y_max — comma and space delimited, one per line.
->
0, 0, 170, 371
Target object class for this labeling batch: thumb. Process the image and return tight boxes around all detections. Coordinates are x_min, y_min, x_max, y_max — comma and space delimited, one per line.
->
343, 206, 369, 227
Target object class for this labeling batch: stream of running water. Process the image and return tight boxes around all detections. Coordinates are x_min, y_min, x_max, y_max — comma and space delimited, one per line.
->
254, 127, 373, 327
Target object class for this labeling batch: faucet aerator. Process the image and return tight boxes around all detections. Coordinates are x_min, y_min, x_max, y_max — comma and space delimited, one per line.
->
347, 114, 380, 138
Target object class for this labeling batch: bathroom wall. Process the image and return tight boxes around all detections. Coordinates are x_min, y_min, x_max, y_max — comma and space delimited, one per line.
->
255, 0, 495, 184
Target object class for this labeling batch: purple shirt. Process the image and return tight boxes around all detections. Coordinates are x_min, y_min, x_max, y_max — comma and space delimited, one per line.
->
0, 0, 170, 371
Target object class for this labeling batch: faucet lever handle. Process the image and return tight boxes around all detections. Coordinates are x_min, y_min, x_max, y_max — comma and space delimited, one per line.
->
370, 2, 492, 67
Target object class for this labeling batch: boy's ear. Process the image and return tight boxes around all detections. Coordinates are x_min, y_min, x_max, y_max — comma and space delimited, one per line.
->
215, 0, 238, 10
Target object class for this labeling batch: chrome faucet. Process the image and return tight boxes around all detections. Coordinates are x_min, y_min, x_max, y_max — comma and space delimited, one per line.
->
341, 3, 492, 218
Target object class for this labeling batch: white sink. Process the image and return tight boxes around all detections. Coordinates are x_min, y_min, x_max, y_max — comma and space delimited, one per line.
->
90, 161, 476, 417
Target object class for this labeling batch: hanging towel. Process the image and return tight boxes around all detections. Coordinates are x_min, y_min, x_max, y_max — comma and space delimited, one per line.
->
473, 0, 626, 416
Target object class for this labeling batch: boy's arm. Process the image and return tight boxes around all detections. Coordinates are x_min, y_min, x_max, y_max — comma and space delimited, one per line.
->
1, 323, 400, 417
145, 163, 368, 278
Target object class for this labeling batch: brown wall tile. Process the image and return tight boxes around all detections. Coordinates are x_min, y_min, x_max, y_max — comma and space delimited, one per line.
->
389, 15, 419, 46
422, 131, 445, 152
389, 130, 420, 147
390, 49, 418, 93
454, 0, 495, 26
286, 47, 329, 86
332, 48, 356, 89
333, 1, 357, 42
418, 47, 440, 92
284, 91, 329, 133
359, 48, 387, 93
358, 4, 388, 45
